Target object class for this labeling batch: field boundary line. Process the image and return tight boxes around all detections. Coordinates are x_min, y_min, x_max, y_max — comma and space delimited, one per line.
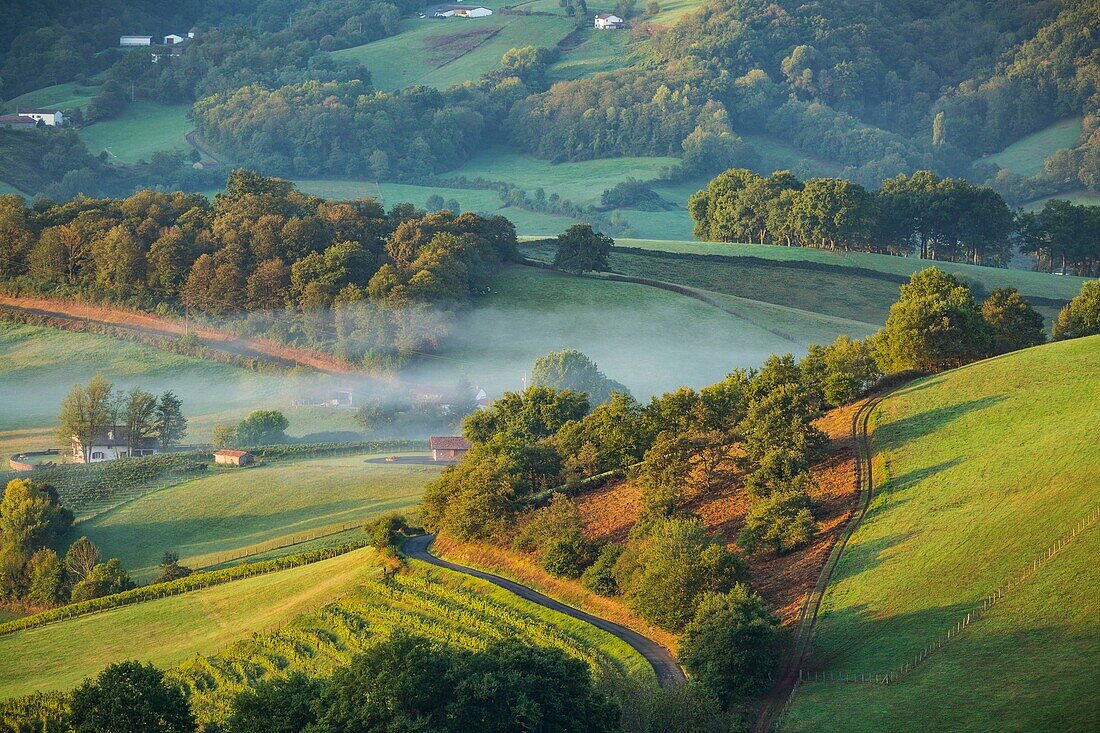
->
196, 521, 364, 569
798, 503, 1100, 686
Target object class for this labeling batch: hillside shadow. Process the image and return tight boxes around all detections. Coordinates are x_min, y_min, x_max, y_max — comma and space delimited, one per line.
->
880, 458, 963, 495
829, 532, 916, 584
876, 396, 1005, 450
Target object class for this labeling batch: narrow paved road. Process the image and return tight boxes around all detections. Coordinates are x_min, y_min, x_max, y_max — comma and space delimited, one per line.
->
402, 534, 686, 688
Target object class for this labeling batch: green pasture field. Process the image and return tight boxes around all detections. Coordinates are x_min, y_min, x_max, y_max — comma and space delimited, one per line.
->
782, 336, 1100, 732
412, 264, 856, 399
980, 117, 1083, 177
741, 132, 845, 179
608, 238, 1088, 305
1022, 189, 1100, 211
548, 27, 635, 82
79, 102, 193, 163
0, 180, 27, 197
616, 207, 694, 241
0, 546, 382, 698
6, 82, 102, 113
444, 146, 680, 205
69, 451, 440, 580
174, 562, 653, 725
334, 13, 573, 91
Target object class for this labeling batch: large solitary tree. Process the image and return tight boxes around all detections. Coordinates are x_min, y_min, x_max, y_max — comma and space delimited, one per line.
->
57, 375, 115, 462
553, 224, 612, 273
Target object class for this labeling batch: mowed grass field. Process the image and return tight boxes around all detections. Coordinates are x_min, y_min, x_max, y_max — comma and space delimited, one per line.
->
0, 546, 383, 698
293, 179, 583, 235
413, 264, 856, 399
608, 239, 1088, 307
6, 81, 102, 113
80, 102, 193, 163
70, 452, 440, 580
980, 117, 1083, 177
334, 13, 573, 91
782, 336, 1100, 732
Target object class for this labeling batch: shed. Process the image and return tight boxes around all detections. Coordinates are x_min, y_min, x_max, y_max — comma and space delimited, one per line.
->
214, 449, 254, 466
429, 436, 471, 462
120, 35, 153, 46
164, 34, 184, 44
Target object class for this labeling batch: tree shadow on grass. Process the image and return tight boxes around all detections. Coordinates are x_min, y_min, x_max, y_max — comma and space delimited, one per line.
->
875, 396, 1006, 450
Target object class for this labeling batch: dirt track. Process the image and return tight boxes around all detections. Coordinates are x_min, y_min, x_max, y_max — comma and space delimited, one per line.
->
403, 533, 686, 689
0, 295, 364, 375
751, 392, 891, 732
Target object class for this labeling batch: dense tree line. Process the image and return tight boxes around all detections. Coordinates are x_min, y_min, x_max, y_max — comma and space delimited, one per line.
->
11, 633, 619, 733
0, 170, 520, 368
689, 168, 1100, 273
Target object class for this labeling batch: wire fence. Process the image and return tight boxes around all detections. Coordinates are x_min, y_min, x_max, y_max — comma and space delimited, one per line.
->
798, 504, 1100, 687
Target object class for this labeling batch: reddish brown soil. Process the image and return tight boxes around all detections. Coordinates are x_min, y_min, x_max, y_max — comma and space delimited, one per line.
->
573, 402, 862, 625
0, 295, 369, 375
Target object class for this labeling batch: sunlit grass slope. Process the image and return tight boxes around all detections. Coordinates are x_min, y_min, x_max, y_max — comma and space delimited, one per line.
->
980, 117, 1083, 177
79, 102, 193, 163
73, 452, 440, 580
782, 336, 1100, 732
0, 546, 382, 698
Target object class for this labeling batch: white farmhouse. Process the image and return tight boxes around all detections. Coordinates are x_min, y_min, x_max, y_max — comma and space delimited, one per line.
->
71, 427, 159, 464
164, 34, 185, 44
594, 13, 625, 29
434, 5, 492, 17
120, 35, 153, 46
18, 108, 64, 126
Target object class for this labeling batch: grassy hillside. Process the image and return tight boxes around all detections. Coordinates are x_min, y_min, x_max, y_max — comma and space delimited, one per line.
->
1023, 189, 1100, 211
0, 180, 26, 197
781, 336, 1100, 732
72, 451, 439, 580
5, 81, 102, 114
412, 264, 860, 399
79, 102, 192, 163
606, 239, 1087, 307
0, 546, 382, 698
980, 117, 1083, 177
334, 12, 574, 91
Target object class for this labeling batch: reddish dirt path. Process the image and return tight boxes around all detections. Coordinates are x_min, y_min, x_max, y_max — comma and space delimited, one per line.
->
0, 295, 366, 375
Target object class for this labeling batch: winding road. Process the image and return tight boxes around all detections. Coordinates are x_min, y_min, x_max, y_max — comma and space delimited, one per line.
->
402, 534, 686, 688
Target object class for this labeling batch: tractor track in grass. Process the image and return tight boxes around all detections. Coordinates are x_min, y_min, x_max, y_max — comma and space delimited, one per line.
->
753, 390, 891, 733
403, 533, 686, 688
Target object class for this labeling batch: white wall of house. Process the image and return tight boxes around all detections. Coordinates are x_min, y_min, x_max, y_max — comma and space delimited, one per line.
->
594, 15, 624, 29
120, 35, 153, 46
19, 110, 63, 126
461, 7, 492, 17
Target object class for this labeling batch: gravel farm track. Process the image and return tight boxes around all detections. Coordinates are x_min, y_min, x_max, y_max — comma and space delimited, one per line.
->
0, 295, 367, 375
403, 533, 687, 689
752, 391, 891, 732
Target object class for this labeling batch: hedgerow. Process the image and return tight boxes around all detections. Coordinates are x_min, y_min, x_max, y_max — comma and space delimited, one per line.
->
0, 542, 370, 637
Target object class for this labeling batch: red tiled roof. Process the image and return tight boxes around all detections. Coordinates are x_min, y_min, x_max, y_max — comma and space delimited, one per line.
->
429, 436, 471, 450
20, 108, 60, 114
0, 114, 35, 124
214, 449, 251, 457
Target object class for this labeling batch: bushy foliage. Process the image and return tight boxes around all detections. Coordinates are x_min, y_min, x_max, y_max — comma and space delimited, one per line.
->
531, 349, 629, 406
1052, 280, 1100, 341
68, 661, 195, 733
613, 517, 744, 631
680, 585, 781, 703
581, 542, 624, 597
553, 224, 614, 274
981, 288, 1046, 354
739, 489, 816, 554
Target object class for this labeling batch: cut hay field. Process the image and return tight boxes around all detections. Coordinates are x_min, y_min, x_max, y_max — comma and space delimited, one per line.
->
445, 146, 680, 205
79, 102, 192, 163
607, 239, 1088, 307
6, 81, 102, 113
334, 13, 573, 91
69, 451, 440, 581
293, 179, 583, 235
980, 117, 1083, 177
781, 336, 1100, 732
412, 264, 857, 399
0, 546, 382, 698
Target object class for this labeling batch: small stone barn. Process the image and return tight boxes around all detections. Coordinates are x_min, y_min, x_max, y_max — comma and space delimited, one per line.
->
429, 436, 471, 462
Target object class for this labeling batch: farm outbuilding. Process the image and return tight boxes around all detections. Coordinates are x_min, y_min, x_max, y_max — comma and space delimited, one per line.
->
429, 436, 471, 462
120, 35, 153, 46
214, 449, 254, 466
594, 13, 625, 29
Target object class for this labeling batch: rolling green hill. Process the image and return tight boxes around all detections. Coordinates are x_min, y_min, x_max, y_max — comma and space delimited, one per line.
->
79, 102, 193, 163
0, 546, 383, 699
5, 81, 102, 114
72, 451, 440, 580
979, 117, 1083, 177
781, 336, 1100, 732
334, 11, 574, 91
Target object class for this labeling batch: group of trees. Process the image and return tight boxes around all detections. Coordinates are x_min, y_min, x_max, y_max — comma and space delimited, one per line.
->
58, 376, 188, 460
54, 633, 619, 733
689, 168, 1100, 273
0, 479, 133, 607
0, 170, 521, 369
213, 409, 289, 448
